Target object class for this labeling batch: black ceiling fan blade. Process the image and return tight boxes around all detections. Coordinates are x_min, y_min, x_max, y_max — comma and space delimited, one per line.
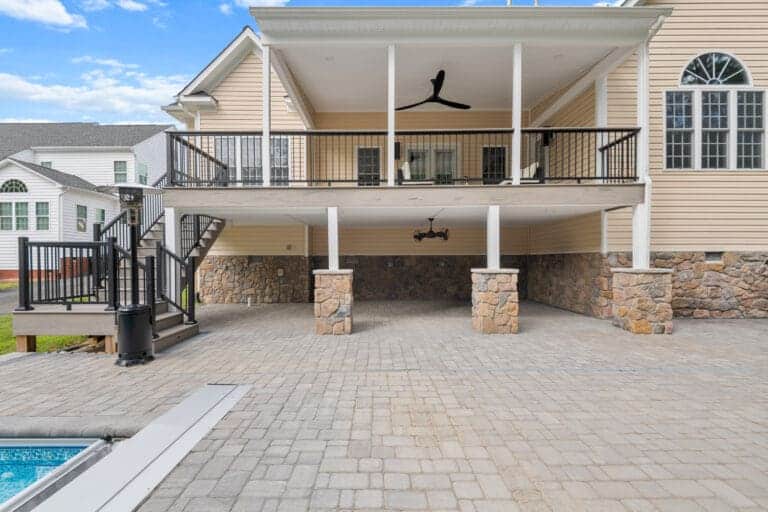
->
434, 97, 471, 110
431, 70, 446, 96
395, 98, 431, 111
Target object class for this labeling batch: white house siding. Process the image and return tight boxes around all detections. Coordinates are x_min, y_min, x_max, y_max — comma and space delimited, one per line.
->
0, 164, 62, 272
132, 131, 169, 185
32, 150, 136, 186
60, 190, 120, 243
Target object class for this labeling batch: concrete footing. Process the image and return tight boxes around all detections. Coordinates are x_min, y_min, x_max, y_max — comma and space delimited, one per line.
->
471, 269, 519, 334
612, 268, 673, 334
313, 269, 353, 335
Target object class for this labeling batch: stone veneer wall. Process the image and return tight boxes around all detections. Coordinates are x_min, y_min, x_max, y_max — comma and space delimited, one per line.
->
653, 252, 768, 319
314, 270, 353, 335
612, 269, 673, 334
471, 269, 519, 334
527, 253, 631, 319
198, 256, 311, 304
528, 251, 768, 320
311, 255, 527, 301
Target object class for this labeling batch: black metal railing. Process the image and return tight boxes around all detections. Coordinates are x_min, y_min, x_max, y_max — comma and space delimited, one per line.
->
180, 214, 219, 260
168, 128, 640, 187
156, 243, 196, 324
521, 127, 639, 183
141, 173, 167, 238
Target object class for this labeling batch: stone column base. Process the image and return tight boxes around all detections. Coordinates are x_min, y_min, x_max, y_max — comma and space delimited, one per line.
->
612, 268, 673, 334
471, 269, 519, 334
314, 269, 353, 335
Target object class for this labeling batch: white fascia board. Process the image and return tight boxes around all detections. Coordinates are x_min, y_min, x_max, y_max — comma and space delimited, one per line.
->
251, 7, 671, 46
30, 146, 132, 153
0, 158, 73, 189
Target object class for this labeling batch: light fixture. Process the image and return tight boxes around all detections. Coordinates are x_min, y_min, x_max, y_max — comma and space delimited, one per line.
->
413, 217, 448, 242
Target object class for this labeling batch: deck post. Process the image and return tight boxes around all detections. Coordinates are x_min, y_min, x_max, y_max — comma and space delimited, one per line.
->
486, 205, 500, 270
16, 237, 31, 311
511, 42, 523, 185
327, 207, 339, 271
633, 38, 651, 269
16, 335, 37, 353
262, 44, 272, 187
387, 44, 396, 187
595, 75, 608, 178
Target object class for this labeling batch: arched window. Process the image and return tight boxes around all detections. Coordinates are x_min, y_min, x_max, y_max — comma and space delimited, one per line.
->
666, 52, 764, 170
0, 179, 28, 193
681, 52, 750, 86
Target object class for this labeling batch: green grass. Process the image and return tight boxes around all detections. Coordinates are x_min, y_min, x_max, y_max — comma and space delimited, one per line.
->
0, 314, 86, 355
0, 281, 17, 292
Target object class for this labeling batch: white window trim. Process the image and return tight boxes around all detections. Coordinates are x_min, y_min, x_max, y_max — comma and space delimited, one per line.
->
353, 145, 383, 183
403, 142, 462, 182
76, 204, 88, 233
269, 135, 293, 186
481, 144, 511, 180
36, 201, 50, 231
663, 87, 767, 171
677, 50, 754, 88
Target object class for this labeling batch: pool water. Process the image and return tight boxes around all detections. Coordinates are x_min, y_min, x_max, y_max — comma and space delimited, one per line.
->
0, 446, 86, 505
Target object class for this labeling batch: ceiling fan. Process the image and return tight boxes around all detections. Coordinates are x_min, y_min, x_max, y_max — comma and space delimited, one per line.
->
397, 70, 471, 111
413, 218, 449, 242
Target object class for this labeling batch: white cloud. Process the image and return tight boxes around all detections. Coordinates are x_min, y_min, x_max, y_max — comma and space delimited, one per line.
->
233, 0, 289, 7
0, 117, 52, 123
116, 0, 147, 11
593, 0, 623, 5
0, 48, 12, 54
461, 0, 477, 5
0, 68, 187, 122
0, 0, 87, 28
81, 0, 109, 11
219, 3, 232, 15
72, 55, 140, 70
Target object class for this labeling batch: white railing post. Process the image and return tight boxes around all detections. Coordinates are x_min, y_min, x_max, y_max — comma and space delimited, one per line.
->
511, 43, 523, 185
595, 75, 608, 178
387, 44, 396, 187
235, 136, 242, 186
633, 39, 651, 269
486, 205, 500, 270
328, 207, 339, 271
262, 45, 272, 187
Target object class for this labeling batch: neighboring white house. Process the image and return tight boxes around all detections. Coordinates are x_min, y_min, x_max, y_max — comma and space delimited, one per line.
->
0, 123, 171, 277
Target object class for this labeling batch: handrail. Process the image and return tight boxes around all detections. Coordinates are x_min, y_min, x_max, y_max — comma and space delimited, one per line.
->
598, 129, 641, 153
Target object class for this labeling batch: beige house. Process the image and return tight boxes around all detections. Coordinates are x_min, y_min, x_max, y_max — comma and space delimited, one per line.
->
159, 2, 768, 335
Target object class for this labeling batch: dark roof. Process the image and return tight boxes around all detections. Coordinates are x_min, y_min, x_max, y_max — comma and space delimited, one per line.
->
0, 122, 172, 160
7, 159, 103, 193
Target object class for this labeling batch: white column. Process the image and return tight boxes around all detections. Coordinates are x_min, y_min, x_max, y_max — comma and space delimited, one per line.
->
235, 136, 242, 186
486, 205, 500, 270
327, 207, 339, 271
262, 45, 272, 187
387, 44, 396, 187
633, 40, 651, 269
163, 207, 182, 311
511, 43, 523, 185
595, 75, 608, 178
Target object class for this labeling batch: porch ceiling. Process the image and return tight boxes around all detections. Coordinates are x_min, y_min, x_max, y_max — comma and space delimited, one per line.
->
275, 44, 615, 113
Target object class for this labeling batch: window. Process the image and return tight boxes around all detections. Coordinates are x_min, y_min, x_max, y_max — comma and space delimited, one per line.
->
0, 202, 11, 230
406, 149, 430, 180
240, 135, 261, 185
434, 149, 457, 184
96, 208, 105, 224
113, 161, 128, 183
40, 161, 52, 168
738, 91, 764, 169
482, 147, 507, 185
404, 146, 458, 183
271, 137, 290, 186
356, 147, 381, 186
666, 52, 764, 170
665, 91, 694, 169
14, 202, 28, 230
36, 202, 49, 231
137, 163, 148, 185
76, 205, 87, 232
214, 136, 236, 183
0, 179, 27, 193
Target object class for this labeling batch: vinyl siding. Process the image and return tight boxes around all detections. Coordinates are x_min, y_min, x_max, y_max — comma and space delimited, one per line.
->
529, 212, 602, 255
132, 131, 168, 185
607, 0, 768, 252
207, 225, 308, 256
60, 191, 120, 243
32, 150, 136, 187
199, 51, 305, 131
0, 164, 61, 269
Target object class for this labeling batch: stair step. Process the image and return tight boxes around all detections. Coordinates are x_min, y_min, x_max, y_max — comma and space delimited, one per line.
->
153, 322, 200, 353
155, 310, 183, 331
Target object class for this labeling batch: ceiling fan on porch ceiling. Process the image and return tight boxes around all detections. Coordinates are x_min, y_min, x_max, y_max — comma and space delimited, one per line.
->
396, 70, 471, 111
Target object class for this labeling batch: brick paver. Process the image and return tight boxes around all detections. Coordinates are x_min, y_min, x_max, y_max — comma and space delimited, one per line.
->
1, 301, 767, 511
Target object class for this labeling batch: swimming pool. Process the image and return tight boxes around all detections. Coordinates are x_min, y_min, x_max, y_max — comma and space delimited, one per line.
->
0, 439, 105, 511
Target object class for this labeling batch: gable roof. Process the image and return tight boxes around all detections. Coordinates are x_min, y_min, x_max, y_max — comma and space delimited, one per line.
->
0, 123, 172, 160
4, 158, 104, 193
166, 26, 313, 129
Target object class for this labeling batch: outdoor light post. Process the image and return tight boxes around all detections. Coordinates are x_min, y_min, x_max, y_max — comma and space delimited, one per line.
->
114, 185, 154, 367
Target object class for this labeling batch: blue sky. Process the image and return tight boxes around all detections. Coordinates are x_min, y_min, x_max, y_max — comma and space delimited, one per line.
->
0, 0, 608, 125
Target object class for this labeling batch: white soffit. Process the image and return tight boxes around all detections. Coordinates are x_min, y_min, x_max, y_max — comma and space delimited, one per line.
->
278, 43, 615, 112
251, 7, 671, 46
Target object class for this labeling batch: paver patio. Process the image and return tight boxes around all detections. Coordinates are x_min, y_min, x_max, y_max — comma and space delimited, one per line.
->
1, 301, 767, 511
